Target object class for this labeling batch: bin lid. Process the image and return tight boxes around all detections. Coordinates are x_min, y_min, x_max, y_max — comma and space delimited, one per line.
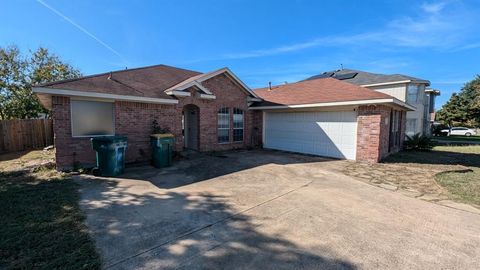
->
151, 133, 174, 138
91, 135, 128, 142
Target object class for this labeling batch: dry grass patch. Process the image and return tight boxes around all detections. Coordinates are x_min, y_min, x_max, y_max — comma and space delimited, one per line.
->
0, 150, 101, 269
343, 146, 480, 206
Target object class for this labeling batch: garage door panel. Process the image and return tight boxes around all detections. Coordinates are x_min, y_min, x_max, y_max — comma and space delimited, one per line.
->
264, 111, 357, 160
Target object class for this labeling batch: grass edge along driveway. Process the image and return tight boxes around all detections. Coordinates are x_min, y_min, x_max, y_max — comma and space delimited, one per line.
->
349, 145, 480, 209
0, 151, 101, 270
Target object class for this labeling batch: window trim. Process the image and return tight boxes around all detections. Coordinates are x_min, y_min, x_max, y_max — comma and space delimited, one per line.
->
407, 84, 419, 104
217, 107, 230, 144
70, 98, 115, 138
233, 108, 244, 142
406, 118, 417, 135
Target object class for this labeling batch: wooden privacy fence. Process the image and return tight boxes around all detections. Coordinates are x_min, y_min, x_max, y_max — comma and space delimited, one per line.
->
0, 119, 53, 153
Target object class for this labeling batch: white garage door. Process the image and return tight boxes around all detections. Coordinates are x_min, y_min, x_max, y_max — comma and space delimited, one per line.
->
264, 111, 358, 159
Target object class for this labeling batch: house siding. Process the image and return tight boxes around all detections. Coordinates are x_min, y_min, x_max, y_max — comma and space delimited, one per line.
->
366, 83, 430, 136
368, 83, 407, 101
52, 73, 262, 170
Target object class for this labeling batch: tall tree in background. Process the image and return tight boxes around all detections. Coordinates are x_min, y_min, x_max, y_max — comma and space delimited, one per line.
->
436, 93, 466, 127
0, 45, 81, 119
0, 46, 26, 119
437, 75, 480, 127
459, 75, 480, 126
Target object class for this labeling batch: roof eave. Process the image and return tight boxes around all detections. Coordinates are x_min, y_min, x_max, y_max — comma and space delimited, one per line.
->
33, 87, 178, 109
249, 98, 415, 111
361, 79, 430, 87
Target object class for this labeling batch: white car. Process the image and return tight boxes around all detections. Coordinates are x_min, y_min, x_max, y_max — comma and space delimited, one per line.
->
441, 127, 477, 136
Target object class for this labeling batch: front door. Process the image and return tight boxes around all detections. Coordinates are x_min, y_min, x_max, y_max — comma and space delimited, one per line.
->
183, 105, 199, 150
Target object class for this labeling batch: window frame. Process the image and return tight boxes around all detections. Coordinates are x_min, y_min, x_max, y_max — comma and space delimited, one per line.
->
406, 84, 419, 104
406, 118, 417, 135
232, 108, 244, 142
70, 99, 115, 138
217, 107, 230, 143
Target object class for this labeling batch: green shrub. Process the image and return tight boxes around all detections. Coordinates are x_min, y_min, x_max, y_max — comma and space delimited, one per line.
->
404, 133, 435, 150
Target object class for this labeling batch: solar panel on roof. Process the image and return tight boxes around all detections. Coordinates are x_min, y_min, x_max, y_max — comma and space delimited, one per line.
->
333, 72, 358, 80
312, 72, 334, 79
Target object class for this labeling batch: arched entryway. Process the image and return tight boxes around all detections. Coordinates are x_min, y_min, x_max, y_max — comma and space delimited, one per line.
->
182, 104, 200, 150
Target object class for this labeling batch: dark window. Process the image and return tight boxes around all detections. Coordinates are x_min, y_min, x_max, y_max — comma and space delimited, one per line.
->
233, 108, 244, 142
217, 107, 230, 143
389, 110, 402, 152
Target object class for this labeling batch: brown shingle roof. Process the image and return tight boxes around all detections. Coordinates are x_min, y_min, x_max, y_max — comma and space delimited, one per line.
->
253, 78, 391, 106
37, 64, 201, 100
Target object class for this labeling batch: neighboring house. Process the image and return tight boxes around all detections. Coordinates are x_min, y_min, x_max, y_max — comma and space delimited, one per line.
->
34, 64, 413, 170
425, 87, 441, 124
251, 78, 414, 162
306, 69, 440, 136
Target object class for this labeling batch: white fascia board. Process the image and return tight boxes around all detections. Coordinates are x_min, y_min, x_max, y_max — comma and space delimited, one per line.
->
392, 98, 416, 111
249, 98, 415, 111
33, 87, 178, 105
425, 89, 440, 95
198, 67, 260, 98
165, 90, 191, 97
247, 96, 263, 102
360, 80, 411, 87
198, 93, 216, 100
173, 80, 213, 95
361, 79, 430, 88
165, 67, 259, 98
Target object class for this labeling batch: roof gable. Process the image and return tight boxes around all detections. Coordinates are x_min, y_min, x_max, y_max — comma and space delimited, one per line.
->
164, 67, 259, 98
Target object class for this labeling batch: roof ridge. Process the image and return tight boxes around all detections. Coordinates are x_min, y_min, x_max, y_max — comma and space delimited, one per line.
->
36, 64, 202, 88
256, 77, 340, 90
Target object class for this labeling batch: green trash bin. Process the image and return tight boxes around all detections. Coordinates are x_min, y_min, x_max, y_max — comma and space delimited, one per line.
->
91, 136, 128, 177
151, 134, 174, 168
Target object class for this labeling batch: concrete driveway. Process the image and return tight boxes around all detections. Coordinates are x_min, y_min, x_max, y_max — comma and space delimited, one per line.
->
77, 150, 480, 270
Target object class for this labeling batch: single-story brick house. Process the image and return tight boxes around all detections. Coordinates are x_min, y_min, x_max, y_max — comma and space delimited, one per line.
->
33, 64, 414, 170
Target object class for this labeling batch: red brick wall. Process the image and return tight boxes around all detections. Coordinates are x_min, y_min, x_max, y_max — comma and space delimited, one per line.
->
174, 73, 255, 152
52, 73, 262, 170
52, 96, 97, 170
356, 105, 405, 162
115, 102, 177, 164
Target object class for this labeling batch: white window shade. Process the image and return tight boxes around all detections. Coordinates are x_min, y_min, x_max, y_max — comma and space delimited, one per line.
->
71, 100, 114, 137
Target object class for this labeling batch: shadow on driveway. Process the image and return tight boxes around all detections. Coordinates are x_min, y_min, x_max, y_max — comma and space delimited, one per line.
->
119, 149, 335, 189
78, 175, 356, 269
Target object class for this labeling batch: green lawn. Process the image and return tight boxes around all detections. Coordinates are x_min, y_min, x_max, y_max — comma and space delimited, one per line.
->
0, 151, 101, 269
385, 145, 480, 167
434, 135, 480, 142
436, 168, 480, 206
385, 145, 480, 207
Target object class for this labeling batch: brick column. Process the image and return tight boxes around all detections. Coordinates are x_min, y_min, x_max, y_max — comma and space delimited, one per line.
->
356, 105, 392, 162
